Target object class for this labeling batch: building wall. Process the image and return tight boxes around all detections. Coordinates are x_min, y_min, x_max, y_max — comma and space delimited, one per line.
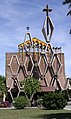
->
6, 52, 66, 91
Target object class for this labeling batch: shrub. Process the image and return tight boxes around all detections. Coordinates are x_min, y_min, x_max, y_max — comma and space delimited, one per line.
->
62, 90, 69, 101
43, 92, 67, 109
13, 96, 28, 109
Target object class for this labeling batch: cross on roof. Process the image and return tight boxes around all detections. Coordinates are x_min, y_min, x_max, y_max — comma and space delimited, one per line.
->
43, 4, 52, 16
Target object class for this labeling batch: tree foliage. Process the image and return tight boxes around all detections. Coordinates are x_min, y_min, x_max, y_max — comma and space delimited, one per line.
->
0, 75, 7, 101
63, 0, 71, 15
0, 75, 6, 93
63, 0, 71, 34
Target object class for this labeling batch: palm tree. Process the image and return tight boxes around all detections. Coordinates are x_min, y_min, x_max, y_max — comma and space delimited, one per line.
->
63, 0, 71, 34
63, 0, 71, 16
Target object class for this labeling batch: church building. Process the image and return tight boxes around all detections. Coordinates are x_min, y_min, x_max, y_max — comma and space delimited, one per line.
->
5, 5, 68, 100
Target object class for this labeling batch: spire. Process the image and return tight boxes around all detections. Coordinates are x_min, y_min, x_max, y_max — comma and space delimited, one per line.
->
42, 4, 54, 43
24, 26, 32, 53
43, 4, 52, 35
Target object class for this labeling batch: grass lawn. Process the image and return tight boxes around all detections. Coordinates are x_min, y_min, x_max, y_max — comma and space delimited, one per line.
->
0, 108, 71, 119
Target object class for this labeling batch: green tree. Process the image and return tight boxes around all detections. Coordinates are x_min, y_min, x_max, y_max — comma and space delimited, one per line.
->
62, 0, 71, 34
21, 77, 40, 106
0, 75, 7, 101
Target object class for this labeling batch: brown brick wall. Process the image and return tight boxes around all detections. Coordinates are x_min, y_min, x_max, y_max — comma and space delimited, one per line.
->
6, 52, 66, 90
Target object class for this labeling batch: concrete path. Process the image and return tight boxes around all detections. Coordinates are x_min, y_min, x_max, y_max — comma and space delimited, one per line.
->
64, 101, 71, 110
0, 106, 15, 110
0, 102, 71, 110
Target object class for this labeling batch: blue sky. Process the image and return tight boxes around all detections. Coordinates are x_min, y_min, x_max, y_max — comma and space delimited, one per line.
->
0, 0, 71, 77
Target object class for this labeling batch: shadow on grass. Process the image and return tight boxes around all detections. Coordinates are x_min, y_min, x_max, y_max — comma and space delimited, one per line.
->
37, 113, 71, 119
